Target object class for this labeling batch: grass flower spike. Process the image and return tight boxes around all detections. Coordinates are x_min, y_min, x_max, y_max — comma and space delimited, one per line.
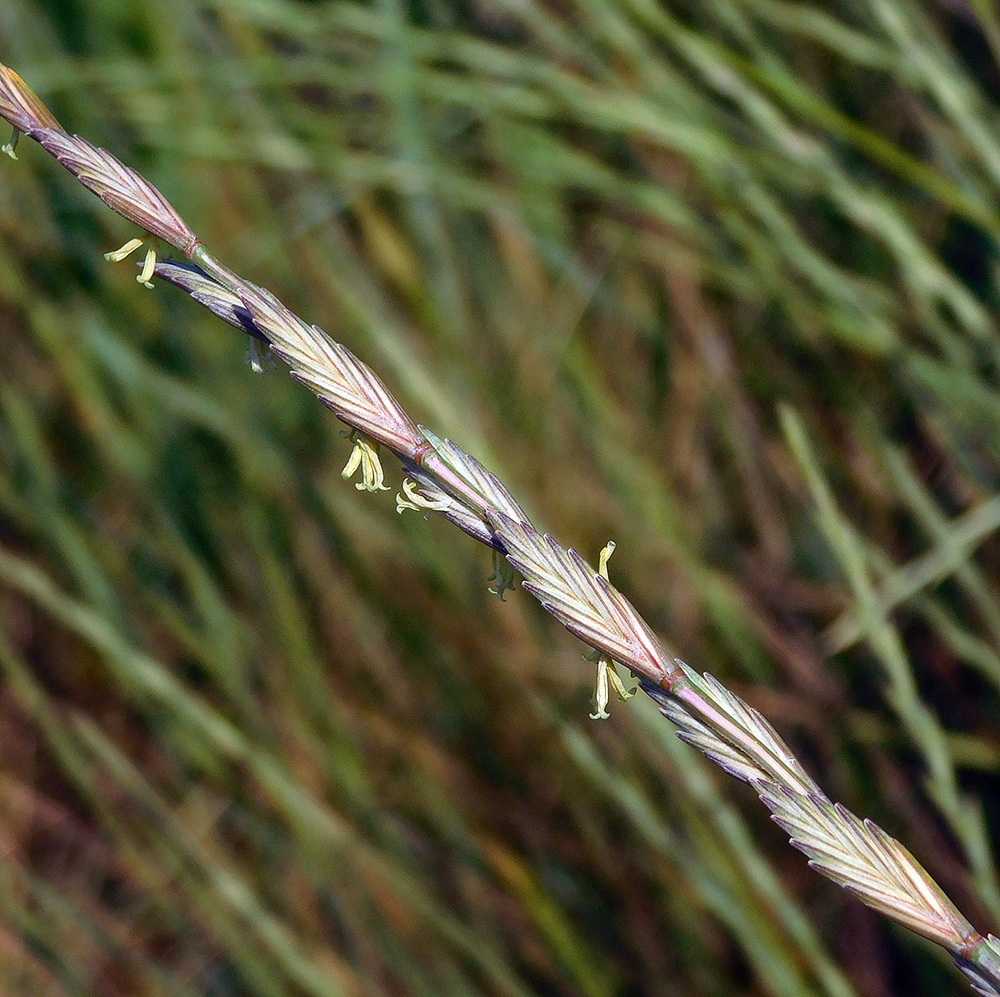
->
0, 64, 61, 134
2, 55, 999, 996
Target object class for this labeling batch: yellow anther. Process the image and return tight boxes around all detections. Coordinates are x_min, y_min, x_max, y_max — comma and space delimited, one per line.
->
3, 126, 21, 160
103, 236, 159, 288
588, 540, 635, 719
341, 431, 390, 492
598, 541, 616, 579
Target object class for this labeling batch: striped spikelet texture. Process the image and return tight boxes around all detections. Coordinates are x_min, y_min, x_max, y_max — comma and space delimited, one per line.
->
2, 58, 998, 995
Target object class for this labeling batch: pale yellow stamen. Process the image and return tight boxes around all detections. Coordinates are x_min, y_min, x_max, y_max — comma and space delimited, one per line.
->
137, 243, 157, 288
3, 127, 21, 160
588, 540, 636, 719
589, 655, 637, 720
598, 541, 616, 578
590, 659, 612, 720
395, 477, 452, 514
245, 339, 274, 374
341, 432, 390, 492
609, 663, 637, 703
104, 237, 146, 262
103, 236, 159, 288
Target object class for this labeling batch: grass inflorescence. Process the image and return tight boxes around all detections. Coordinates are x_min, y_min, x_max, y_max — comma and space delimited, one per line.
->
2, 3, 1000, 994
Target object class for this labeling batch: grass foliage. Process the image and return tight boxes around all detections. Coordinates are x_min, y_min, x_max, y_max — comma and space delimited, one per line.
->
1, 0, 1000, 993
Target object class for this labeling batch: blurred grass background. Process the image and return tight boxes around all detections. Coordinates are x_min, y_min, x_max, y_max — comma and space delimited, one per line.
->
1, 0, 1000, 993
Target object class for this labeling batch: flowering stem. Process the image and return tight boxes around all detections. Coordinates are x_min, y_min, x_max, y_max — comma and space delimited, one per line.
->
2, 60, 998, 995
